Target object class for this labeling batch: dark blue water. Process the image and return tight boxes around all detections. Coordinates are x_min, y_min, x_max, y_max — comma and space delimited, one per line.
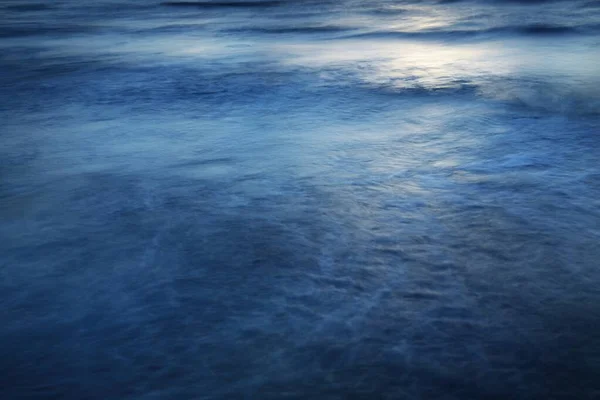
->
1, 0, 600, 398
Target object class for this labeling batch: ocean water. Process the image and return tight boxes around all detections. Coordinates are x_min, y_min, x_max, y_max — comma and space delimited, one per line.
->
1, 0, 600, 398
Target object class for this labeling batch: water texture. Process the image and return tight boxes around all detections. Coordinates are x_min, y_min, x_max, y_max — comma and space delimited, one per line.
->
1, 0, 600, 399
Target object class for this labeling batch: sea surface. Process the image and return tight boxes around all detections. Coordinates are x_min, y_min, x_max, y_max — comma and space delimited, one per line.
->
1, 0, 600, 399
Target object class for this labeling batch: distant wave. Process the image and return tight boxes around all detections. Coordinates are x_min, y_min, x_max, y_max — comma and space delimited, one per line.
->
342, 23, 597, 41
514, 24, 579, 34
227, 25, 354, 35
488, 0, 565, 3
161, 1, 283, 8
4, 4, 52, 12
439, 0, 570, 3
366, 7, 409, 16
0, 24, 95, 38
581, 0, 600, 8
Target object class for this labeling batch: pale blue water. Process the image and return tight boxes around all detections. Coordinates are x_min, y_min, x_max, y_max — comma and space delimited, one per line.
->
1, 0, 600, 399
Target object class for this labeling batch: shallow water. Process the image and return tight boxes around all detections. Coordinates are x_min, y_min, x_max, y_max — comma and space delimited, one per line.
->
1, 0, 600, 399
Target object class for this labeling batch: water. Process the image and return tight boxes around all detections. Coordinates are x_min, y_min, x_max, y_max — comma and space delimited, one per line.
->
1, 0, 600, 398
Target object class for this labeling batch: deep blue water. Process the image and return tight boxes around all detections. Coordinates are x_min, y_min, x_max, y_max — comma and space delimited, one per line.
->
1, 0, 600, 399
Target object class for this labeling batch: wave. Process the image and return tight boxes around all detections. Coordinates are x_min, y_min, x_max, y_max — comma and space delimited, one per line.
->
227, 25, 354, 35
161, 1, 283, 8
514, 24, 579, 34
368, 76, 600, 115
342, 23, 597, 41
366, 7, 410, 16
488, 0, 566, 3
0, 24, 96, 38
320, 65, 600, 116
479, 78, 600, 116
4, 4, 52, 12
438, 0, 572, 3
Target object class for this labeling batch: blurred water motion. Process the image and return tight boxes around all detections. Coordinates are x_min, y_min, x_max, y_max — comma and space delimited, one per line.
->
1, 0, 600, 399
